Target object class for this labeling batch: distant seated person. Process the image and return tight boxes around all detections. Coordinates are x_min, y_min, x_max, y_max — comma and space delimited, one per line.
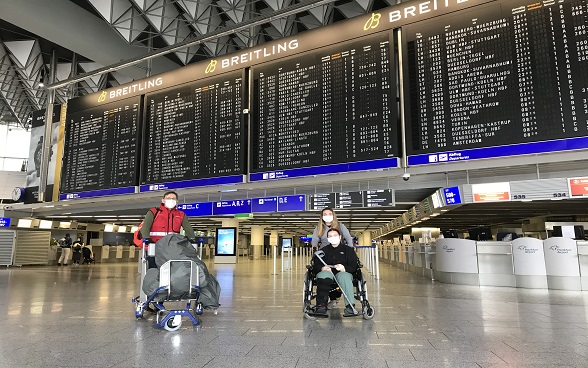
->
139, 191, 195, 269
312, 228, 359, 317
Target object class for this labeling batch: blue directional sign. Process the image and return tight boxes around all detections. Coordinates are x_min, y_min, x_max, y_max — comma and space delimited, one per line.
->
0, 217, 10, 227
177, 202, 213, 217
213, 199, 252, 215
252, 197, 278, 213
277, 195, 306, 212
443, 186, 462, 205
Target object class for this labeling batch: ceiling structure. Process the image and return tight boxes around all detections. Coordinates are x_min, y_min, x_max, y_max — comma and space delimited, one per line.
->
1, 0, 587, 238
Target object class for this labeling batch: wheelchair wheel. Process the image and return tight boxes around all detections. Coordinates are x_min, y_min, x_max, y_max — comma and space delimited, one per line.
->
362, 306, 375, 320
164, 315, 182, 331
302, 273, 313, 313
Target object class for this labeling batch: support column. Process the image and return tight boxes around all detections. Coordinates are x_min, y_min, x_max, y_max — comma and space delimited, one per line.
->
270, 230, 279, 257
251, 226, 265, 260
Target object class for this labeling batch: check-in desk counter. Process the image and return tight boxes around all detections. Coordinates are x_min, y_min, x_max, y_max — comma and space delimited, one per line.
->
578, 241, 588, 290
512, 237, 547, 289
433, 239, 479, 285
393, 246, 400, 266
543, 237, 581, 290
476, 241, 515, 287
412, 243, 435, 279
98, 245, 137, 263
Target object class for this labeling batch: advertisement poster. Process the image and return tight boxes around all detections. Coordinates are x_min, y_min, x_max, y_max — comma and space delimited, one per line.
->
216, 228, 236, 256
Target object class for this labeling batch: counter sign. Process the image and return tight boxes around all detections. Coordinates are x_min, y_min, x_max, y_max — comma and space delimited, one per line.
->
0, 218, 10, 227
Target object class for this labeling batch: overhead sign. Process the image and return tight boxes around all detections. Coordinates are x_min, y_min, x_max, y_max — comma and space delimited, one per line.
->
251, 197, 278, 213
568, 177, 588, 197
364, 190, 393, 207
336, 192, 364, 209
213, 200, 252, 215
472, 182, 511, 202
277, 195, 306, 212
310, 193, 336, 210
177, 202, 214, 217
0, 218, 10, 228
443, 186, 462, 205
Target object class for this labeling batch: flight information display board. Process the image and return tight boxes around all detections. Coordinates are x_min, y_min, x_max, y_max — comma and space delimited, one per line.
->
60, 97, 140, 197
141, 71, 245, 190
405, 0, 588, 165
251, 32, 398, 180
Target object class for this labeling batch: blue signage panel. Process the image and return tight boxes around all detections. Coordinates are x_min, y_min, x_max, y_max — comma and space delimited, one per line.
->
408, 137, 588, 166
59, 186, 136, 200
139, 175, 244, 192
0, 217, 10, 227
443, 186, 462, 205
277, 195, 306, 212
177, 202, 213, 217
251, 197, 278, 213
250, 158, 398, 182
213, 199, 252, 215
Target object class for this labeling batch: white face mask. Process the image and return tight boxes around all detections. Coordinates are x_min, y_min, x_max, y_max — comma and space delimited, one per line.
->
164, 199, 177, 209
327, 236, 340, 246
323, 215, 334, 223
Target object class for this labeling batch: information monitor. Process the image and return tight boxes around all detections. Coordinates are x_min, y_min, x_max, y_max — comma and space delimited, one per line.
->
142, 71, 245, 185
61, 96, 141, 193
251, 32, 398, 173
404, 0, 588, 162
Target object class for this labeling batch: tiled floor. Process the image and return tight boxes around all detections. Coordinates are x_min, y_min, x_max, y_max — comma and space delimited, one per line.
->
2, 255, 588, 367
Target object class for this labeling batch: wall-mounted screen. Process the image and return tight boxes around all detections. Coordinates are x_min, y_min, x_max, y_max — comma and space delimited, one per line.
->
215, 227, 237, 256
61, 97, 140, 197
553, 225, 585, 240
404, 0, 588, 165
251, 31, 398, 179
141, 71, 245, 190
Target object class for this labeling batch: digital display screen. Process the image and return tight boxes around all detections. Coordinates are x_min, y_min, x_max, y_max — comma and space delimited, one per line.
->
251, 32, 398, 173
404, 0, 588, 160
215, 227, 237, 256
61, 97, 140, 193
142, 72, 245, 186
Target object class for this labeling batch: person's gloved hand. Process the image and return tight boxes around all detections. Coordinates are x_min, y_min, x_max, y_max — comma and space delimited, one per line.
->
334, 264, 345, 272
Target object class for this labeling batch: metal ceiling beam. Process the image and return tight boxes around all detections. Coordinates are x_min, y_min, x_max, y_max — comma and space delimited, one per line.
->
45, 0, 339, 90
1, 0, 179, 81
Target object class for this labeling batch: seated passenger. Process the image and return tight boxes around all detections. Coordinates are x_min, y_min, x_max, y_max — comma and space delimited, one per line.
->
312, 228, 359, 317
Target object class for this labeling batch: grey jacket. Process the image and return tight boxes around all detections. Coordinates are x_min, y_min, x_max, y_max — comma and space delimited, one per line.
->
311, 222, 353, 248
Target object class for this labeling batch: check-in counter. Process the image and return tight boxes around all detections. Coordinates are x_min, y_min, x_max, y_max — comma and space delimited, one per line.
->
476, 241, 515, 287
578, 241, 588, 290
512, 237, 547, 289
544, 237, 581, 290
411, 243, 435, 279
433, 238, 479, 285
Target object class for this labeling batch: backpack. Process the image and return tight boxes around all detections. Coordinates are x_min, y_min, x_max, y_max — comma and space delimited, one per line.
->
133, 207, 160, 248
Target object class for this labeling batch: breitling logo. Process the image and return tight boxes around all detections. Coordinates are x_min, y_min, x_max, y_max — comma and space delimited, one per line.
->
98, 91, 107, 103
363, 13, 381, 30
205, 60, 217, 74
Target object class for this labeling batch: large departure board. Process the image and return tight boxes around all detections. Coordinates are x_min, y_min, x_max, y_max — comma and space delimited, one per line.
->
251, 32, 397, 173
405, 0, 588, 162
61, 97, 140, 193
142, 72, 245, 185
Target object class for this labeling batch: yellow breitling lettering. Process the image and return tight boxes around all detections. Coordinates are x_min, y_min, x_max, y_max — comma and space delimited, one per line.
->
97, 91, 107, 102
363, 13, 381, 31
205, 60, 217, 74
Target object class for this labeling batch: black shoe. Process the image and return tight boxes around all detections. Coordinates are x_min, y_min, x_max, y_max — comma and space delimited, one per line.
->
315, 304, 327, 315
343, 305, 359, 317
57, 263, 61, 266
144, 305, 156, 313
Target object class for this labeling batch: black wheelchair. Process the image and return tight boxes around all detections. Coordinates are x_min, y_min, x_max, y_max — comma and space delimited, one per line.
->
302, 259, 375, 320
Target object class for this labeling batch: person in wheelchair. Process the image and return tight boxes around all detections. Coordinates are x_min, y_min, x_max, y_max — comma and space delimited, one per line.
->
312, 228, 359, 317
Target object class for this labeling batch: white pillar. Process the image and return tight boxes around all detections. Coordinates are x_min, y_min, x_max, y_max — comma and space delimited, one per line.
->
251, 226, 265, 260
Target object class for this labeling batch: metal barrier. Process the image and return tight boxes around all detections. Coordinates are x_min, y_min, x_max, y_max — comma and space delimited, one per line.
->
356, 245, 380, 280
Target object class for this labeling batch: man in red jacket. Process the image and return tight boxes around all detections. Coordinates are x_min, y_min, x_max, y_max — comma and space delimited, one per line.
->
139, 191, 195, 268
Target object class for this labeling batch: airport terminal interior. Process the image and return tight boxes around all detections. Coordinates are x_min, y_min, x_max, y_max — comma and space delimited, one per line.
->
1, 0, 588, 367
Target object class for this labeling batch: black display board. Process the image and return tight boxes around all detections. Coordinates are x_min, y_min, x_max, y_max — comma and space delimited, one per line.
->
404, 0, 588, 155
142, 71, 245, 184
61, 97, 141, 193
251, 32, 397, 172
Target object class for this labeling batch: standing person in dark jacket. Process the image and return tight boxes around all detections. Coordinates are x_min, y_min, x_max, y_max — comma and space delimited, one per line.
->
139, 191, 195, 269
312, 228, 359, 317
57, 233, 72, 266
